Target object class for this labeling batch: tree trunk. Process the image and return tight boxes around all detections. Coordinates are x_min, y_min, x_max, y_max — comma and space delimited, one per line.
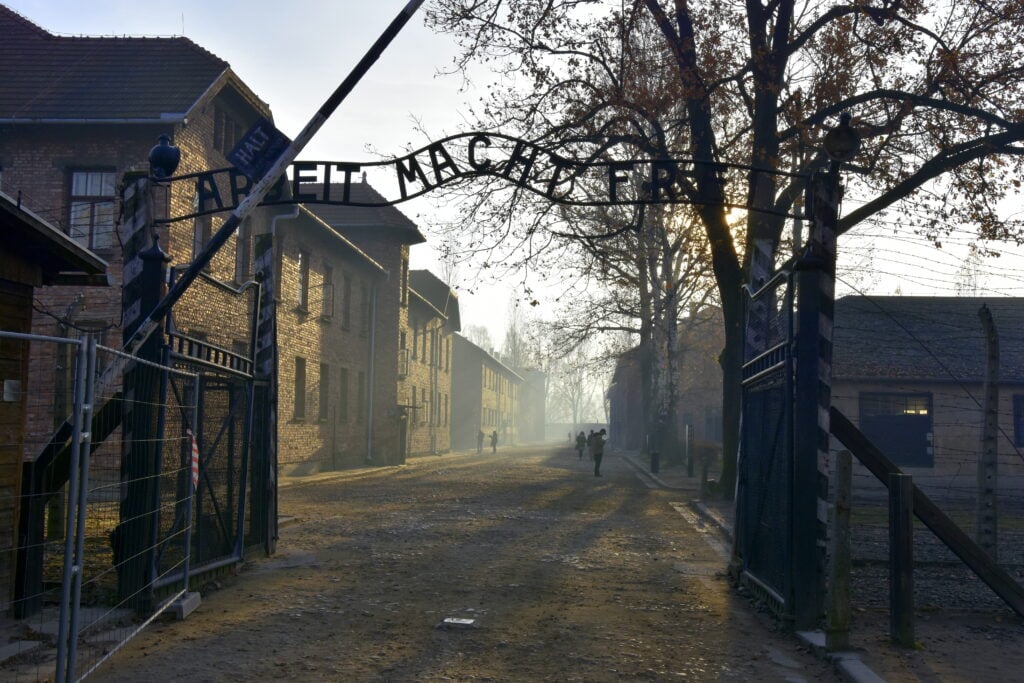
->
717, 280, 745, 499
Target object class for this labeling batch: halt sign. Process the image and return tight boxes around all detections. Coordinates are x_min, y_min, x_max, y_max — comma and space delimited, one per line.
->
227, 118, 291, 182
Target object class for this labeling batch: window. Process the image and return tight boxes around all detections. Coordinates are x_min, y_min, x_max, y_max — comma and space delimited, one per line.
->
859, 392, 933, 467
357, 371, 365, 422
400, 331, 407, 350
446, 339, 450, 372
444, 394, 448, 426
321, 264, 334, 319
341, 274, 352, 328
297, 250, 310, 310
338, 368, 349, 423
318, 363, 330, 421
400, 258, 409, 306
235, 217, 252, 283
69, 170, 116, 250
213, 106, 240, 155
412, 322, 419, 360
294, 357, 307, 420
1014, 395, 1024, 447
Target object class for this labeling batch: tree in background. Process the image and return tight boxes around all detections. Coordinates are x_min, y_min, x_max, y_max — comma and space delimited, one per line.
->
463, 324, 496, 352
547, 340, 605, 430
427, 0, 1024, 497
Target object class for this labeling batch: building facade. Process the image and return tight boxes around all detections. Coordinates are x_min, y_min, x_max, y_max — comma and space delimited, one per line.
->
0, 5, 277, 454
273, 207, 389, 474
451, 334, 523, 451
832, 295, 1024, 496
302, 181, 428, 465
400, 270, 460, 457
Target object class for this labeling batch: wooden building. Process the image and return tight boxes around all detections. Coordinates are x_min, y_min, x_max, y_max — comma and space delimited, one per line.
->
0, 191, 107, 608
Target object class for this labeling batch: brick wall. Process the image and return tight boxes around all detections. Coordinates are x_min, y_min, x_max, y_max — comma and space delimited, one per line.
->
274, 213, 389, 474
0, 87, 275, 458
451, 335, 522, 451
399, 297, 453, 457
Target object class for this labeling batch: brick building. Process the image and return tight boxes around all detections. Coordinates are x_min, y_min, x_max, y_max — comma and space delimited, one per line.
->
0, 5, 276, 452
302, 182, 428, 465
273, 206, 390, 473
451, 334, 523, 451
401, 270, 460, 457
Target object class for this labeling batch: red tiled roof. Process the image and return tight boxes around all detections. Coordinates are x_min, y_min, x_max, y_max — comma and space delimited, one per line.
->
0, 5, 230, 120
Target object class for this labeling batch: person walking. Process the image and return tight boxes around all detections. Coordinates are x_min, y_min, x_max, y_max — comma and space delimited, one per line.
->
490, 430, 499, 454
575, 431, 587, 460
592, 429, 606, 477
586, 430, 595, 460
477, 430, 485, 455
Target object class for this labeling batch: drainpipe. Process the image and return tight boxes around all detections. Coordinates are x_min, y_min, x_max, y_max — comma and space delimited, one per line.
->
269, 205, 298, 525
366, 279, 380, 462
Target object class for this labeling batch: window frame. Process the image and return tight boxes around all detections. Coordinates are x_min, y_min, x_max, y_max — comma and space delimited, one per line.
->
68, 169, 117, 251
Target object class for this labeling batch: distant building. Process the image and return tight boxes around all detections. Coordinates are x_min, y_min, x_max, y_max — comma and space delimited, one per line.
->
302, 181, 427, 466
676, 306, 725, 450
607, 306, 724, 458
832, 295, 1024, 495
451, 334, 523, 451
607, 347, 644, 451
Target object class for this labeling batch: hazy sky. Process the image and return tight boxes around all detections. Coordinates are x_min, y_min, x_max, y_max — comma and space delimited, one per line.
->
5, 0, 518, 339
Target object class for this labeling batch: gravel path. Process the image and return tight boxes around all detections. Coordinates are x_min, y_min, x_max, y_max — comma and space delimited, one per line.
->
90, 446, 839, 682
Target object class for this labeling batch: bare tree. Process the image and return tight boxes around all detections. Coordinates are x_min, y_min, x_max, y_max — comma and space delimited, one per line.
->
547, 341, 602, 429
501, 296, 533, 369
427, 0, 1024, 496
463, 324, 495, 352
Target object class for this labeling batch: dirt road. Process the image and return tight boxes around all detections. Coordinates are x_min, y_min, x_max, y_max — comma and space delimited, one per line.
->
93, 446, 838, 682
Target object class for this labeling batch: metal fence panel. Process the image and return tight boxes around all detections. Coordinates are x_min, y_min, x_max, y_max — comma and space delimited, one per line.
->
0, 331, 201, 682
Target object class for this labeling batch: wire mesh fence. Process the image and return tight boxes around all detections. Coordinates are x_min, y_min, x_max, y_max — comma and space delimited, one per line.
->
0, 332, 200, 682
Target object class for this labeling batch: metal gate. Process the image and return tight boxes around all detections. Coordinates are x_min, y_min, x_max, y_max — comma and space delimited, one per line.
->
736, 269, 795, 614
734, 172, 840, 629
167, 331, 257, 571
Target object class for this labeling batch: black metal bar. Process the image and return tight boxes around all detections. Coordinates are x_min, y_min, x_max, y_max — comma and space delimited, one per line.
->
830, 407, 1024, 618
127, 0, 426, 354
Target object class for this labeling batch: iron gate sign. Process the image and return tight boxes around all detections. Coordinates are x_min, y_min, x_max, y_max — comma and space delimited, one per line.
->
153, 132, 774, 224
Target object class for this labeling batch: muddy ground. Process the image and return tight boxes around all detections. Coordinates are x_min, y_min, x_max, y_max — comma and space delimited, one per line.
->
89, 446, 842, 682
